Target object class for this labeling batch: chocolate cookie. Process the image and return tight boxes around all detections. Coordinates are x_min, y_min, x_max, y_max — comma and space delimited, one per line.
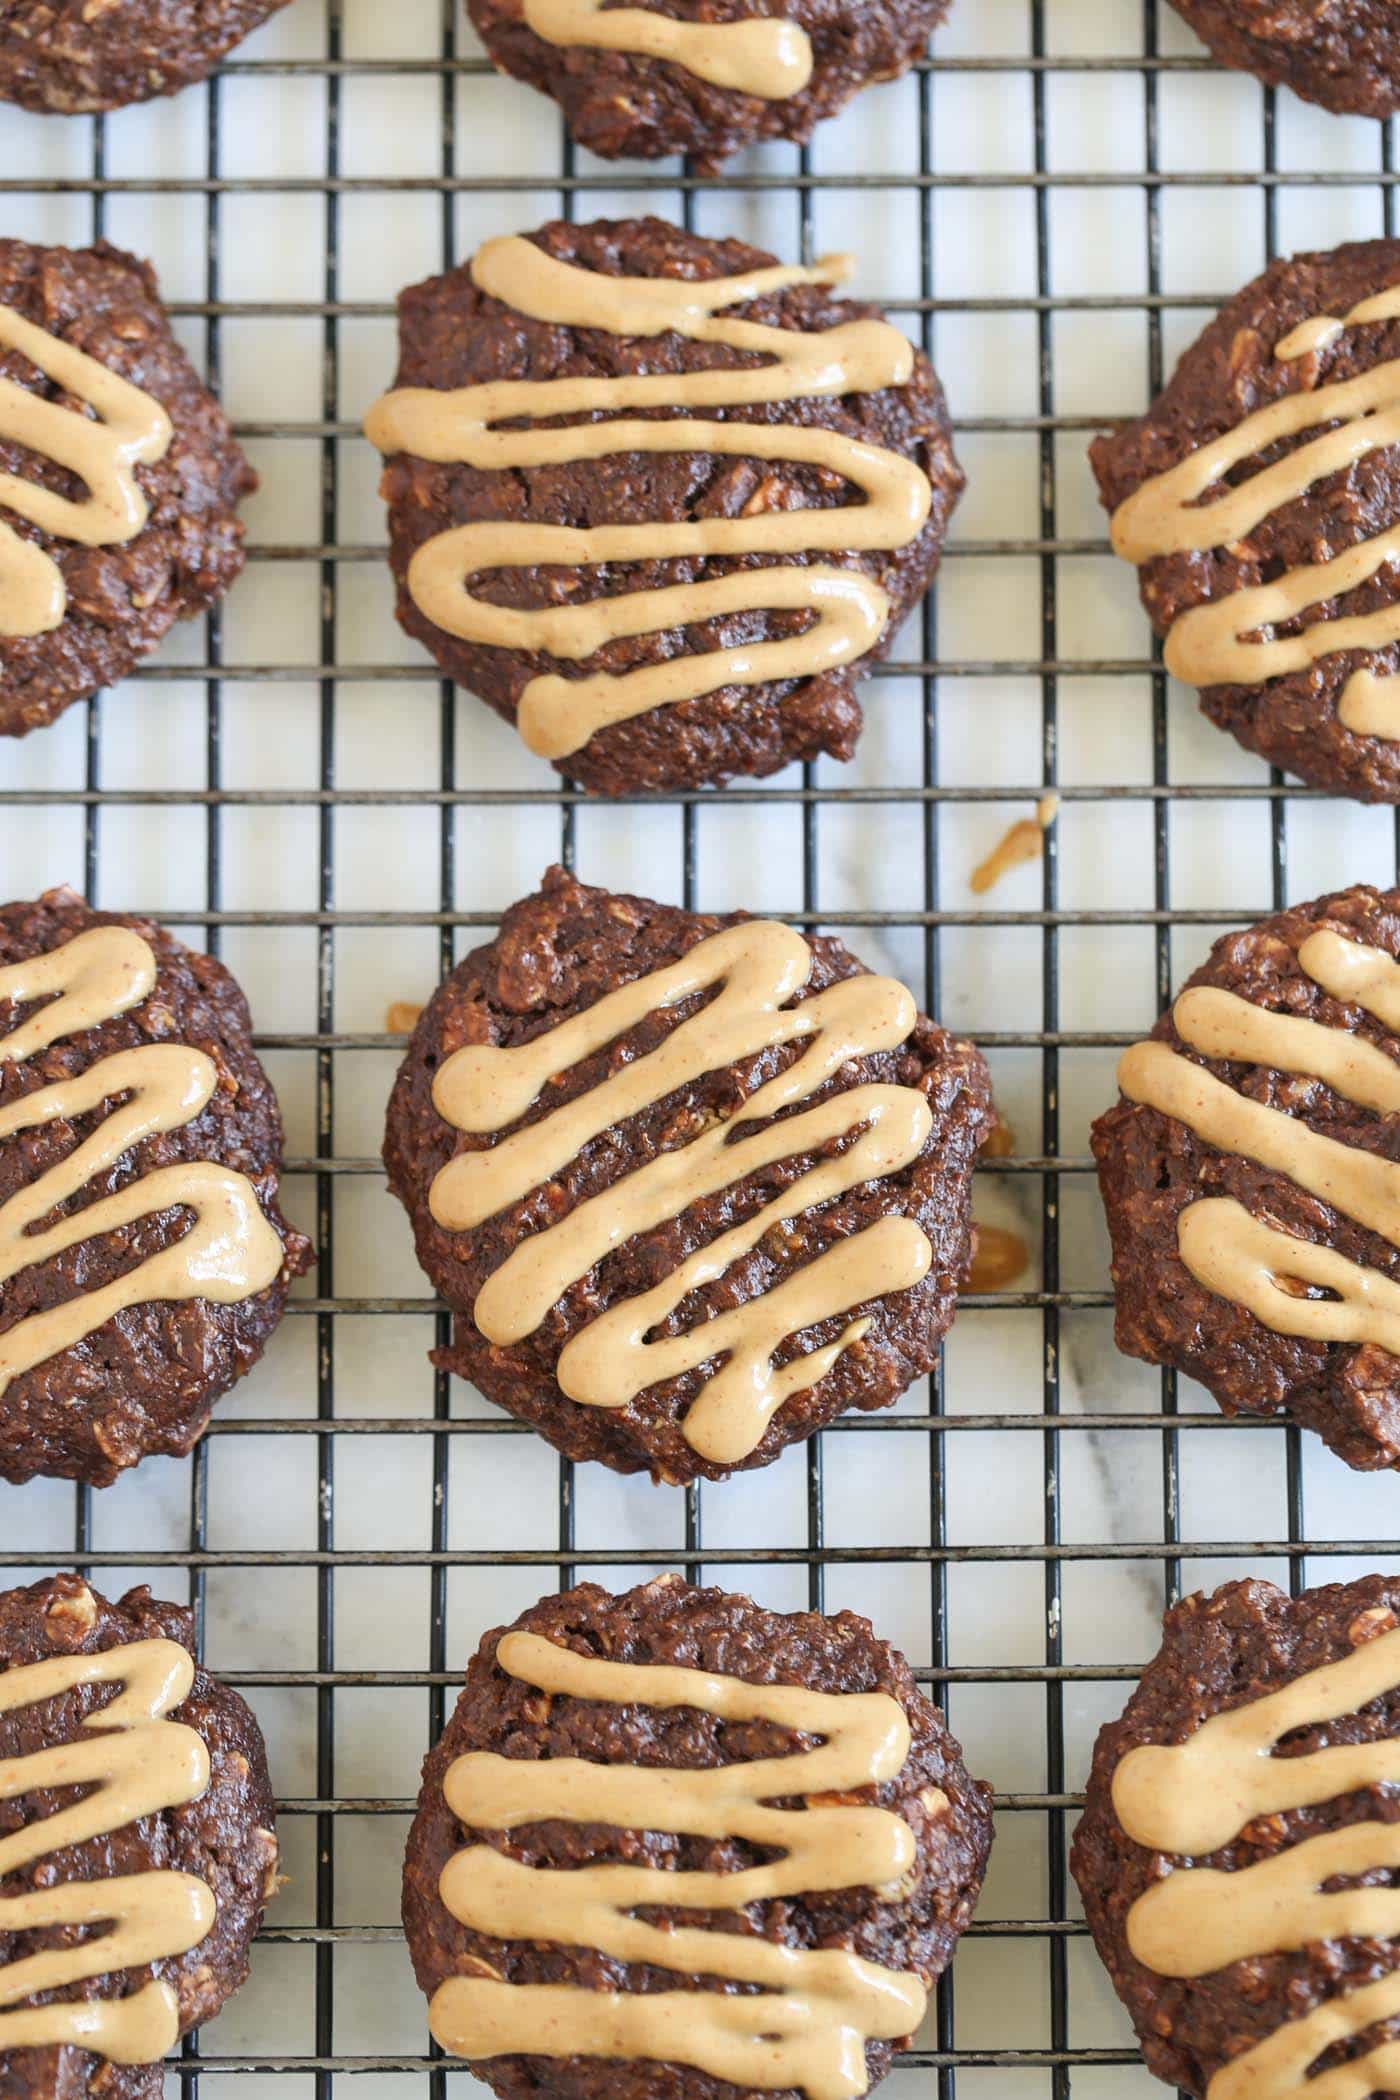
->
403, 1574, 992, 2100
1169, 0, 1399, 119
0, 886, 314, 1489
1073, 1573, 1400, 2099
1093, 882, 1400, 1471
1092, 238, 1400, 801
0, 1572, 279, 2100
383, 866, 993, 1485
465, 0, 952, 163
364, 216, 963, 796
0, 0, 293, 114
0, 240, 254, 739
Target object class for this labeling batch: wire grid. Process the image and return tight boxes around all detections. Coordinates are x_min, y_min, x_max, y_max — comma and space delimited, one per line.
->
4, 0, 1400, 2094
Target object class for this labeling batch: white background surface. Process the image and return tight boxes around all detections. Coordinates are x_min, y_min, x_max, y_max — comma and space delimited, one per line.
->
1, 0, 1399, 2091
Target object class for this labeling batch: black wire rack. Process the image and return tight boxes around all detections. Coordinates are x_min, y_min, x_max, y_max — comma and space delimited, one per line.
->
3, 0, 1400, 2093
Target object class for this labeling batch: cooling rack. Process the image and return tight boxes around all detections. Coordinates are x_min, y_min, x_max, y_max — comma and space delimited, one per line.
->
2, 0, 1400, 2092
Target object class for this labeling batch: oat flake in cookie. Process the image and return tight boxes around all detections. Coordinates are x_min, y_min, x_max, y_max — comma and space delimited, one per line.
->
383, 866, 993, 1485
0, 887, 313, 1488
1093, 238, 1400, 801
0, 0, 293, 115
0, 240, 254, 739
1092, 882, 1400, 1471
1169, 0, 1399, 119
364, 216, 963, 795
0, 1573, 278, 2100
403, 1575, 992, 2100
1073, 1573, 1400, 2099
464, 0, 952, 163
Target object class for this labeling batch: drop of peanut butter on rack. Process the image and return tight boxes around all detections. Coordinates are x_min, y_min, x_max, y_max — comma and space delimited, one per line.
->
966, 1224, 1029, 1292
969, 794, 1059, 895
386, 1001, 423, 1035
983, 1115, 1016, 1159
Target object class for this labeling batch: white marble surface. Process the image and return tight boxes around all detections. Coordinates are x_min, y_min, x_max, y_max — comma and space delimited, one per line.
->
0, 0, 1398, 2091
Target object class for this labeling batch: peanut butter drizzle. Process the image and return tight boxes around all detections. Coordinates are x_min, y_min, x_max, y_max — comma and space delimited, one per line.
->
1301, 925, 1400, 1032
1111, 1622, 1400, 2100
430, 1629, 925, 2100
1109, 283, 1400, 741
1172, 982, 1400, 1116
0, 924, 284, 1394
1118, 926, 1400, 1366
0, 303, 173, 641
519, 0, 813, 98
428, 919, 934, 1464
1273, 286, 1400, 369
363, 236, 931, 761
0, 1636, 215, 2065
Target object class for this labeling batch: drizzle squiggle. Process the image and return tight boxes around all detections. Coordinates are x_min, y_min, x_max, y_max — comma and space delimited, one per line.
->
1109, 283, 1400, 741
1112, 1618, 1400, 2100
429, 919, 935, 1465
1117, 925, 1400, 1362
0, 1636, 214, 2064
517, 0, 813, 98
429, 1628, 926, 2100
0, 304, 173, 640
0, 922, 285, 1393
364, 235, 932, 761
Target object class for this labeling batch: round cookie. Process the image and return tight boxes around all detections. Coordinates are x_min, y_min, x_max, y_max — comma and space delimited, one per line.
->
403, 1574, 993, 2100
1092, 238, 1400, 802
0, 886, 314, 1488
1072, 1573, 1400, 2098
365, 215, 963, 796
0, 0, 293, 114
1092, 882, 1400, 1472
0, 1572, 279, 2100
1169, 0, 1399, 119
383, 864, 994, 1484
0, 240, 254, 739
465, 0, 952, 163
